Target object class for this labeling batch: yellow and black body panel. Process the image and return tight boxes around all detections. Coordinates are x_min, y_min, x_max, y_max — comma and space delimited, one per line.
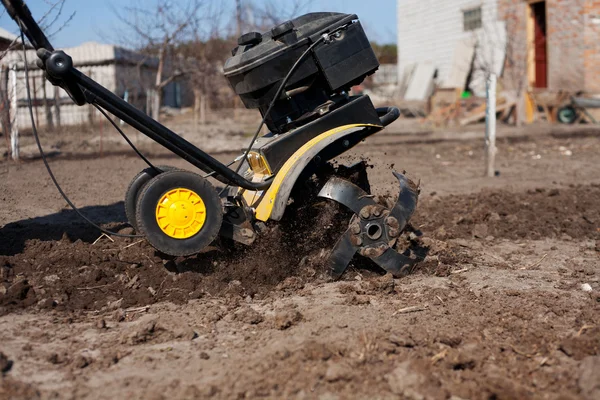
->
241, 123, 382, 222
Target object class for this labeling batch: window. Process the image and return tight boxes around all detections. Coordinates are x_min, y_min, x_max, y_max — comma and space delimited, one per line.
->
463, 7, 482, 31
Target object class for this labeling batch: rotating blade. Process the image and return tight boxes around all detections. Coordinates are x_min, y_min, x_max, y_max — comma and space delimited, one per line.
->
329, 229, 360, 280
371, 247, 417, 278
389, 172, 419, 232
318, 177, 376, 215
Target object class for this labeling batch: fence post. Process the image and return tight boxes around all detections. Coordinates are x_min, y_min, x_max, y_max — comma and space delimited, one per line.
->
54, 86, 61, 128
485, 73, 497, 177
0, 65, 11, 155
9, 65, 19, 161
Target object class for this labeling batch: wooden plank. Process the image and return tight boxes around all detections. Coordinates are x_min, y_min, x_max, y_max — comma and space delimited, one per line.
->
460, 102, 515, 126
405, 62, 436, 101
525, 91, 536, 123
443, 40, 475, 89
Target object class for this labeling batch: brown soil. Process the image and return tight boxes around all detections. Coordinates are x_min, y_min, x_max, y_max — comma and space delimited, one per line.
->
0, 120, 599, 399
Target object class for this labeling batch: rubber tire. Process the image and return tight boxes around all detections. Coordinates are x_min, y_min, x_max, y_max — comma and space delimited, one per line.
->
135, 170, 223, 256
125, 166, 177, 232
557, 106, 578, 124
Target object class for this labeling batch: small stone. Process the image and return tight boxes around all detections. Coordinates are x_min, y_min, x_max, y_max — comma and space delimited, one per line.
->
324, 362, 353, 382
472, 224, 488, 239
73, 355, 90, 369
118, 227, 135, 236
199, 352, 210, 360
38, 298, 57, 309
47, 352, 65, 365
389, 334, 415, 348
488, 212, 501, 222
113, 309, 126, 322
548, 189, 560, 197
437, 334, 462, 348
108, 298, 123, 311
96, 319, 107, 330
582, 283, 593, 292
43, 274, 60, 284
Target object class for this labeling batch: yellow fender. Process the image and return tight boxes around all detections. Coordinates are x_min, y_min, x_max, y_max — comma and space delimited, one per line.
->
251, 123, 380, 222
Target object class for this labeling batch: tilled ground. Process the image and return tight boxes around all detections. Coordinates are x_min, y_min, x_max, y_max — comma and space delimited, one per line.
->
0, 122, 599, 399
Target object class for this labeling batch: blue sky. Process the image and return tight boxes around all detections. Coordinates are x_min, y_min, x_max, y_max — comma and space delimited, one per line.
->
0, 0, 397, 48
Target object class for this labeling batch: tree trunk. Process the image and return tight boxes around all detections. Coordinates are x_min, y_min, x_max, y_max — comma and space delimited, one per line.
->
193, 87, 201, 127
54, 86, 61, 129
152, 87, 162, 121
152, 47, 165, 121
515, 91, 524, 128
42, 78, 54, 131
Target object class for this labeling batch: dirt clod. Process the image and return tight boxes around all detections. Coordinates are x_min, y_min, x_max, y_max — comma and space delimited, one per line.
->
73, 355, 90, 369
273, 307, 303, 330
0, 352, 13, 375
578, 356, 600, 400
386, 361, 426, 396
324, 362, 353, 382
233, 307, 263, 325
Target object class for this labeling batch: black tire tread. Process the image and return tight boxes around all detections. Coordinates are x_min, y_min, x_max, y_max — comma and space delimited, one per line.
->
124, 165, 178, 231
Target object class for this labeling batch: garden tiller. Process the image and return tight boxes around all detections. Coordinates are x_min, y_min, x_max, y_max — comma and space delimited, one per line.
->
2, 0, 421, 279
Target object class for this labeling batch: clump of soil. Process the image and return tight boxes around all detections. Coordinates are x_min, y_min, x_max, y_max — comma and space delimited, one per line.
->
0, 196, 349, 315
3, 180, 599, 316
414, 185, 600, 241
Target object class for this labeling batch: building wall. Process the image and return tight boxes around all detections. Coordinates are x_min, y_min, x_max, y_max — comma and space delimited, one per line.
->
584, 1, 600, 92
499, 0, 600, 92
11, 64, 118, 129
398, 0, 600, 94
397, 0, 501, 91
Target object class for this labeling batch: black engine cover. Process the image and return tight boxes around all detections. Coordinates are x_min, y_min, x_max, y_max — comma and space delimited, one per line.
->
223, 12, 379, 133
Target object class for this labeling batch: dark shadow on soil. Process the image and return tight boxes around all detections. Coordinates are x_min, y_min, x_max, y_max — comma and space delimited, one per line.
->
0, 203, 129, 256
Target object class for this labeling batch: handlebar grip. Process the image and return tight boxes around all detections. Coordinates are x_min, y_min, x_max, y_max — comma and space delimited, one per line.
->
377, 107, 401, 127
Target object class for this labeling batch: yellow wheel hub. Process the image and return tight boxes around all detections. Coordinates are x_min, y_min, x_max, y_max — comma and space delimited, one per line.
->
155, 188, 206, 239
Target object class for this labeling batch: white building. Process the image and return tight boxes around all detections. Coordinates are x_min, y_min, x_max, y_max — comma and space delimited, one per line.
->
1, 42, 183, 128
397, 0, 505, 97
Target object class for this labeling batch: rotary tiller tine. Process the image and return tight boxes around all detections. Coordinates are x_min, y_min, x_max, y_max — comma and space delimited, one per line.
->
329, 229, 360, 280
317, 176, 376, 215
389, 171, 419, 232
371, 247, 418, 278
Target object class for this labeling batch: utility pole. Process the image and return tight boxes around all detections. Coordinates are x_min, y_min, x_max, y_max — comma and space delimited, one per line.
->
236, 0, 243, 37
234, 0, 242, 115
9, 64, 19, 161
485, 73, 497, 177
